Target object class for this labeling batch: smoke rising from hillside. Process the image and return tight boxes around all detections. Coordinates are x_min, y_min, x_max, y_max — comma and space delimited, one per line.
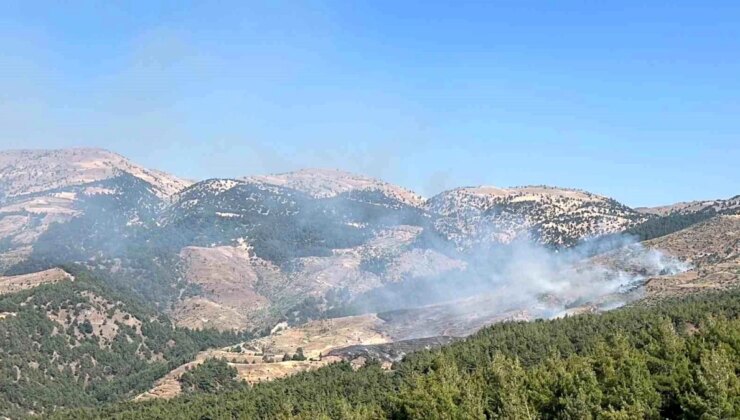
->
346, 233, 690, 331
0, 153, 693, 338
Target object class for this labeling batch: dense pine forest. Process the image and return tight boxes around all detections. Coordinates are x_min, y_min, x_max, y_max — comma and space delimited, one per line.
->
46, 289, 740, 419
0, 270, 249, 418
625, 204, 740, 242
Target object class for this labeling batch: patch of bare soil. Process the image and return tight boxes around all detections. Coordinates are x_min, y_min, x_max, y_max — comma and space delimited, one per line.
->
0, 312, 17, 320
169, 246, 279, 331
136, 348, 342, 401
643, 215, 739, 266
137, 314, 390, 400
140, 301, 542, 402
644, 263, 740, 300
170, 296, 254, 332
642, 216, 739, 300
593, 215, 739, 302
0, 268, 72, 295
249, 314, 389, 359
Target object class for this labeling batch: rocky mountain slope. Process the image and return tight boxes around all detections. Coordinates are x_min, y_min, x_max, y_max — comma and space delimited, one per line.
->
636, 195, 740, 216
641, 215, 740, 299
0, 148, 191, 200
0, 267, 72, 295
626, 195, 740, 241
245, 168, 425, 208
0, 147, 737, 417
1, 147, 732, 334
140, 212, 740, 402
592, 214, 739, 304
0, 149, 191, 272
427, 185, 648, 247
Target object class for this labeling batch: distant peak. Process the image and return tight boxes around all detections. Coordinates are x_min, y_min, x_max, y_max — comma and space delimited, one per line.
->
2, 146, 116, 154
0, 147, 191, 199
243, 168, 425, 206
251, 167, 376, 180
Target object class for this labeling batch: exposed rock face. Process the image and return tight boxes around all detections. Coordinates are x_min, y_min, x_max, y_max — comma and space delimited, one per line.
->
427, 185, 647, 247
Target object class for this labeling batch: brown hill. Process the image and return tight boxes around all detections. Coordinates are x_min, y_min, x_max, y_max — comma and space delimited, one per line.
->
641, 215, 740, 298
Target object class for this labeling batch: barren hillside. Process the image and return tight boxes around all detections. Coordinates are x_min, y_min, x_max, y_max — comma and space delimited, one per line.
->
641, 215, 740, 298
137, 314, 391, 400
0, 267, 72, 295
170, 246, 281, 331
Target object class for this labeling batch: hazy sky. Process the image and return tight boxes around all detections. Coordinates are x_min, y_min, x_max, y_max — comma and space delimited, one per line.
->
1, 1, 738, 206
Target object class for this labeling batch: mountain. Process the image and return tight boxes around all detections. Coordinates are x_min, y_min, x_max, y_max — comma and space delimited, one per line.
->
427, 185, 648, 247
0, 147, 737, 418
245, 168, 425, 208
0, 148, 191, 200
38, 210, 740, 415
590, 213, 739, 307
635, 195, 740, 216
159, 176, 449, 330
0, 149, 191, 272
641, 215, 740, 299
626, 195, 740, 241
0, 148, 717, 333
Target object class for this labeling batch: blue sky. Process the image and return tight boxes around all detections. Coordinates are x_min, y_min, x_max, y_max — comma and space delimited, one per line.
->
1, 1, 738, 206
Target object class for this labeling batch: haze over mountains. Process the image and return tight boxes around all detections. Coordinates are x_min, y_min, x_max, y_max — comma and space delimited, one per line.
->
1, 148, 737, 330
0, 147, 738, 416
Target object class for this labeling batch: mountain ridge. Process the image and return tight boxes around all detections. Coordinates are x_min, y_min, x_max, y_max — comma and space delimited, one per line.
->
0, 148, 191, 200
0, 147, 732, 334
0, 147, 737, 417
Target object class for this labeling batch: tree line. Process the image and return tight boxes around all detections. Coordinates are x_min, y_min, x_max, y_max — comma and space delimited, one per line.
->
47, 289, 740, 419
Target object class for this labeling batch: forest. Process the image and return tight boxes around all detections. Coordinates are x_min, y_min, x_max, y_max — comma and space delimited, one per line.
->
46, 289, 739, 419
625, 204, 740, 242
0, 270, 248, 418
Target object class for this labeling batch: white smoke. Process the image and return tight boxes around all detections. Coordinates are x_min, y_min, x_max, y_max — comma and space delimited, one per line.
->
481, 238, 687, 312
360, 235, 691, 339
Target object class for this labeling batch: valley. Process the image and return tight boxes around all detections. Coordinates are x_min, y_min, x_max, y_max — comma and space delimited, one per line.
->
0, 148, 737, 418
